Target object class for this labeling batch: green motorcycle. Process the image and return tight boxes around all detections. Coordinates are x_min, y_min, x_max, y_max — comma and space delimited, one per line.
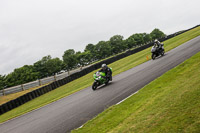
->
92, 68, 112, 90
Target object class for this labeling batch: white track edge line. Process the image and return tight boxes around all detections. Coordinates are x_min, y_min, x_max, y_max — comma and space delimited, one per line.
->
116, 91, 139, 105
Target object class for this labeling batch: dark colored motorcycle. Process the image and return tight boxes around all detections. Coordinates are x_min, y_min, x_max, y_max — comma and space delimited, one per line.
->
151, 44, 165, 60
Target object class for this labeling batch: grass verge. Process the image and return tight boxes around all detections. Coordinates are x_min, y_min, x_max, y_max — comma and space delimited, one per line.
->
72, 51, 200, 133
0, 26, 199, 123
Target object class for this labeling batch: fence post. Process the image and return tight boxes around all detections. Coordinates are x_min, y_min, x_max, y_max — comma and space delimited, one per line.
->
54, 75, 56, 81
68, 71, 70, 76
21, 84, 25, 91
39, 79, 41, 86
3, 88, 5, 96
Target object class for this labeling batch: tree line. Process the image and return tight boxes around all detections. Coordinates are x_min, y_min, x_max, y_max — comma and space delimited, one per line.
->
0, 28, 165, 90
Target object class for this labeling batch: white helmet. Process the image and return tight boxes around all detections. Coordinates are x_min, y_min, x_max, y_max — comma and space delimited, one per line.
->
102, 64, 107, 70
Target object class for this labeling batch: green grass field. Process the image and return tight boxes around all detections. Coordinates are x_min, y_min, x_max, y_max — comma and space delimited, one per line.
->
0, 26, 199, 123
72, 51, 200, 133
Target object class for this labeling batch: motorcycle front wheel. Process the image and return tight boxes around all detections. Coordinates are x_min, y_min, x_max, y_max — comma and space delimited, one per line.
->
152, 53, 156, 60
92, 82, 98, 91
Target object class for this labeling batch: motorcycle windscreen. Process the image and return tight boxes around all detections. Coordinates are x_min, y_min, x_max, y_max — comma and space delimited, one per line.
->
151, 47, 156, 52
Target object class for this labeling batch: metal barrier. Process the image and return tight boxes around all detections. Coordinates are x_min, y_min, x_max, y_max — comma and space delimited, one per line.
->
0, 67, 84, 96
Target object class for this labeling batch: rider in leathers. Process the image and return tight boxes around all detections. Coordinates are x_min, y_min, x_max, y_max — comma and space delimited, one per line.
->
99, 64, 112, 81
154, 39, 164, 53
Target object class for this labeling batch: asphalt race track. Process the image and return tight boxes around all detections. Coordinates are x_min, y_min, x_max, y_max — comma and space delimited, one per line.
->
0, 36, 200, 133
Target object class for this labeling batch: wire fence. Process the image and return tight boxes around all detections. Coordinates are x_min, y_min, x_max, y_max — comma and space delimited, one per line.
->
0, 67, 87, 96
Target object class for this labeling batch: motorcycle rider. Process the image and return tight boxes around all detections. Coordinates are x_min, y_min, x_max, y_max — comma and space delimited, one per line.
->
99, 64, 112, 81
154, 39, 164, 52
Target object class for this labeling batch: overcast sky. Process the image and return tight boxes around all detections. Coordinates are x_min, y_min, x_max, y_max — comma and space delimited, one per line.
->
0, 0, 199, 75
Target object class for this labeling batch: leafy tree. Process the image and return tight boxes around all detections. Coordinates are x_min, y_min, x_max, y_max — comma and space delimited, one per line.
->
34, 55, 52, 78
142, 33, 152, 44
46, 58, 63, 75
85, 44, 95, 52
125, 37, 137, 49
110, 35, 125, 54
94, 41, 112, 60
0, 75, 6, 90
130, 33, 145, 46
150, 28, 165, 40
76, 51, 92, 67
75, 51, 82, 67
5, 65, 39, 87
84, 43, 96, 61
34, 55, 63, 78
62, 49, 77, 72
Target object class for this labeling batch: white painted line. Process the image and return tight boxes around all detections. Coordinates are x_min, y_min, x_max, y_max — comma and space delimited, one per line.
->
77, 125, 83, 129
75, 115, 99, 130
116, 91, 138, 105
74, 91, 139, 130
